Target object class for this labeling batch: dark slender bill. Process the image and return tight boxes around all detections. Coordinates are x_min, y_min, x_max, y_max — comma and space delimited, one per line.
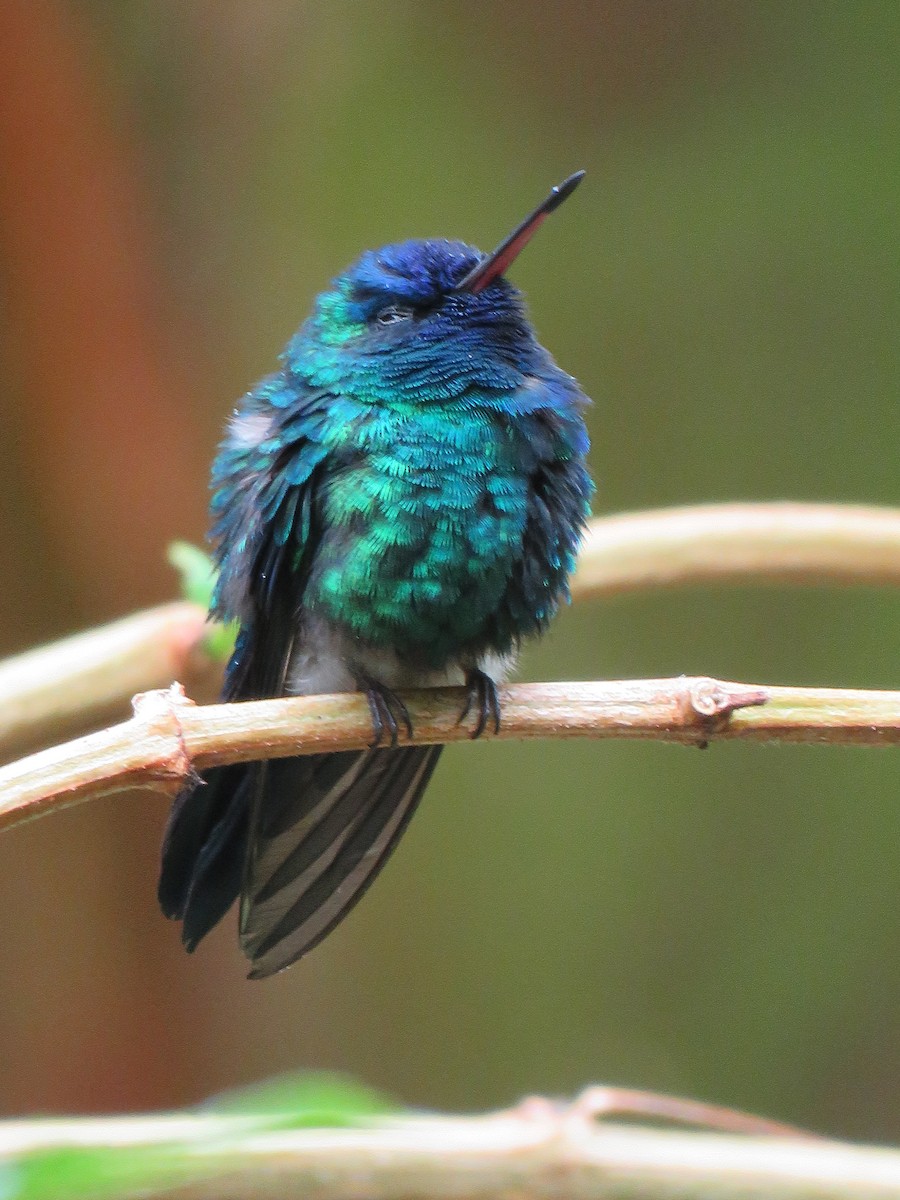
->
454, 170, 585, 295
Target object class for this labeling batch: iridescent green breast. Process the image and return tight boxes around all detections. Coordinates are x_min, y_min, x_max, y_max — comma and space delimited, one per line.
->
307, 402, 530, 665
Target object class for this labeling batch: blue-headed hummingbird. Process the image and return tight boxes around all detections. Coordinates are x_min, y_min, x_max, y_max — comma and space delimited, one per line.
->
159, 174, 593, 977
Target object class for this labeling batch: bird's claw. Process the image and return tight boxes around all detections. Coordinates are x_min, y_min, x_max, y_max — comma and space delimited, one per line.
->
458, 669, 501, 739
357, 675, 413, 748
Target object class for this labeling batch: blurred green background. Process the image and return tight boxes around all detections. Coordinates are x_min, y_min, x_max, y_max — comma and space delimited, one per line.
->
0, 0, 897, 1141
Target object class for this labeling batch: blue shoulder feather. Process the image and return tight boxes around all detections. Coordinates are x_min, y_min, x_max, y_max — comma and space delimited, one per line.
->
208, 375, 334, 699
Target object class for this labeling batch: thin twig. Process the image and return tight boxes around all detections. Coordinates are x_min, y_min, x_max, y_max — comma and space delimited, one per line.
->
1, 677, 899, 829
571, 503, 900, 597
0, 1089, 898, 1199
0, 602, 213, 760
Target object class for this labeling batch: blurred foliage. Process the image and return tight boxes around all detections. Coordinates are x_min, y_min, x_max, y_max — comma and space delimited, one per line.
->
2, 1145, 195, 1200
0, 1073, 396, 1200
0, 0, 897, 1149
166, 542, 217, 612
201, 1070, 397, 1125
167, 540, 235, 660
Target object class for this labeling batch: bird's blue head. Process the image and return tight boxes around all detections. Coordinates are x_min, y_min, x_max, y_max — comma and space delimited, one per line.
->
282, 173, 585, 407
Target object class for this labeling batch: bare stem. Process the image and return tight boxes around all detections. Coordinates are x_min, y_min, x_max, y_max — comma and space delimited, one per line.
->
0, 602, 213, 760
571, 502, 900, 597
0, 676, 898, 829
1, 1089, 899, 1199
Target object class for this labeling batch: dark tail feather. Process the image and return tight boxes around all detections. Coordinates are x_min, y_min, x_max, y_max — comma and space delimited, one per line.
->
158, 746, 442, 976
158, 762, 251, 949
240, 745, 443, 979
158, 763, 243, 919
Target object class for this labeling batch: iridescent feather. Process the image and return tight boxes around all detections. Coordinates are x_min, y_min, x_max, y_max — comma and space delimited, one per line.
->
159, 177, 593, 977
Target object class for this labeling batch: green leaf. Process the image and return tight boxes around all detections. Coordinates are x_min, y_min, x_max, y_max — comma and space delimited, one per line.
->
1, 1074, 399, 1200
0, 1143, 202, 1200
166, 541, 236, 662
167, 540, 217, 608
202, 1070, 399, 1128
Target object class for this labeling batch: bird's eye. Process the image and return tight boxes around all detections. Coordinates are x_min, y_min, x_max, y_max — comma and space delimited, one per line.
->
374, 304, 414, 326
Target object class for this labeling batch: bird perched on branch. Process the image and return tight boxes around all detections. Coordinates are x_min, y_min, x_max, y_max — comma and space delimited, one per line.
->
159, 173, 593, 978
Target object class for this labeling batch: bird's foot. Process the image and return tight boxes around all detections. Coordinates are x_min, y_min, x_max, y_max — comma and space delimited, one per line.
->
458, 668, 501, 740
354, 673, 413, 748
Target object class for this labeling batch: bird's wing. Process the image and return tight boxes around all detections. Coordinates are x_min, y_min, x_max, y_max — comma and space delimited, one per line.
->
505, 401, 592, 637
210, 377, 337, 700
158, 380, 336, 934
208, 380, 445, 977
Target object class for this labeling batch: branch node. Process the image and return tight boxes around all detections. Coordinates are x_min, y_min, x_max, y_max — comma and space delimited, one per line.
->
132, 682, 197, 791
130, 680, 194, 718
688, 678, 769, 734
508, 1094, 565, 1125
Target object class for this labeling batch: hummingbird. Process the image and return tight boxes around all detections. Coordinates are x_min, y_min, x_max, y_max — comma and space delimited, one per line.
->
159, 172, 593, 978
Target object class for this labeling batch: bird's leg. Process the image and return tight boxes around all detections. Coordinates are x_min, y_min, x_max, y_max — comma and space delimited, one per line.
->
352, 670, 413, 749
458, 668, 501, 740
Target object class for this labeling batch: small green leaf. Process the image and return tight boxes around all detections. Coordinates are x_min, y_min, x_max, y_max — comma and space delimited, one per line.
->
167, 541, 217, 608
200, 618, 237, 664
203, 1070, 399, 1128
1, 1143, 199, 1200
166, 541, 236, 663
0, 1075, 400, 1200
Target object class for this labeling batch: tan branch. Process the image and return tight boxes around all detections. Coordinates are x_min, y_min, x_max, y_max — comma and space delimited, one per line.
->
1, 1089, 899, 1199
571, 503, 900, 597
0, 602, 213, 760
1, 677, 899, 830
